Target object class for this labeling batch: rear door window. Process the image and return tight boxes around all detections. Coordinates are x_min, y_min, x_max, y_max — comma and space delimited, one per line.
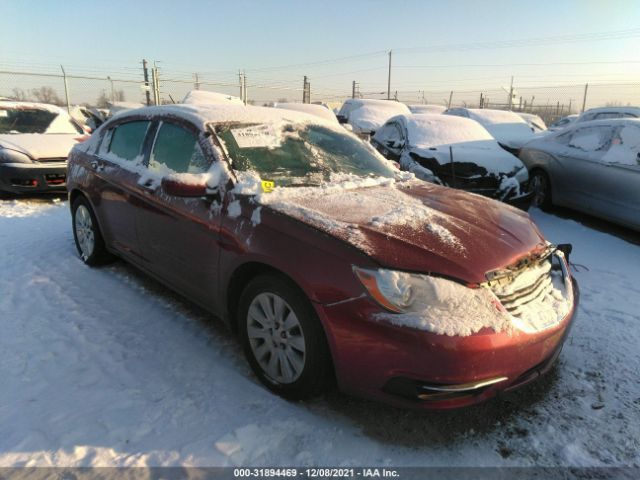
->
568, 126, 614, 152
149, 122, 210, 174
107, 121, 151, 162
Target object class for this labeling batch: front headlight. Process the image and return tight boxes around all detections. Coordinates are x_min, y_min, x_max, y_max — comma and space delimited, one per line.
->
0, 147, 33, 164
354, 267, 491, 313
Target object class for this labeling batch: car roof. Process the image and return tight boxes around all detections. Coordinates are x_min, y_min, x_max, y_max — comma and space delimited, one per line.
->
110, 103, 336, 130
557, 117, 640, 130
0, 100, 69, 115
581, 106, 640, 115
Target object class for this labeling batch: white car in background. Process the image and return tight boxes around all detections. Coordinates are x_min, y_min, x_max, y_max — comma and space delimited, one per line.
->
182, 90, 244, 105
517, 112, 547, 133
574, 106, 640, 124
408, 104, 446, 114
444, 107, 536, 155
336, 98, 411, 137
273, 103, 339, 123
0, 101, 84, 195
371, 114, 532, 209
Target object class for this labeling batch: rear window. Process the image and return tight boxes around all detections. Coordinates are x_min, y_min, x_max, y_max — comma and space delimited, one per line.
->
0, 107, 57, 134
150, 122, 210, 174
108, 121, 150, 161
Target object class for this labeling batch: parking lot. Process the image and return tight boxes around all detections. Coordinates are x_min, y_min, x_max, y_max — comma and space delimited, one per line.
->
1, 195, 638, 467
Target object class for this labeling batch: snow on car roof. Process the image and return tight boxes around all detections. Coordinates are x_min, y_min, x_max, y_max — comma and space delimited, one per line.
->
408, 104, 446, 114
0, 101, 68, 115
464, 108, 530, 125
273, 103, 338, 123
346, 101, 411, 133
401, 114, 494, 147
110, 103, 337, 130
182, 90, 244, 106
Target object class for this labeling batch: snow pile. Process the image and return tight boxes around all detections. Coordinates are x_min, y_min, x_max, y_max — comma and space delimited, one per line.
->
568, 129, 607, 151
374, 273, 513, 337
0, 198, 65, 217
273, 103, 338, 123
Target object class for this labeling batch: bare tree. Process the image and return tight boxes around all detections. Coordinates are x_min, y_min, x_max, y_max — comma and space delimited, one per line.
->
11, 88, 28, 101
31, 86, 63, 105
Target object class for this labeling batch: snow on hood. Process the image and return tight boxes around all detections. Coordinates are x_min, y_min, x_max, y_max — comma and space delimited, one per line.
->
467, 109, 536, 149
410, 141, 524, 176
0, 133, 79, 159
255, 178, 545, 283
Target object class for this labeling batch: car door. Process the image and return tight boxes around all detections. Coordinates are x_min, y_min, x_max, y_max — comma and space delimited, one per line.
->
92, 119, 155, 259
135, 119, 222, 308
553, 125, 615, 211
588, 123, 640, 227
371, 121, 404, 160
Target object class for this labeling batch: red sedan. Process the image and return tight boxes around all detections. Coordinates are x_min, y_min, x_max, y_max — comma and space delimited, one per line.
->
66, 104, 578, 409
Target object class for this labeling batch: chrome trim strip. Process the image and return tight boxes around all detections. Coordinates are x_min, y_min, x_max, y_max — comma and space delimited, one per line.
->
419, 376, 509, 393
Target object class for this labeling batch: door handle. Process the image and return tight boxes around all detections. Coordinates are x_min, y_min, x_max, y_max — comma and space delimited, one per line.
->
140, 178, 158, 193
90, 161, 104, 172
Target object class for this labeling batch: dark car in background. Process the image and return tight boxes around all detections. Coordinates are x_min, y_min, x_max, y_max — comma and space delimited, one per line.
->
0, 101, 84, 195
371, 114, 533, 209
67, 103, 578, 409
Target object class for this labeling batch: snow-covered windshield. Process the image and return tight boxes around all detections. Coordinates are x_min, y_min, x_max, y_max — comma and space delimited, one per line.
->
0, 107, 81, 134
215, 122, 396, 187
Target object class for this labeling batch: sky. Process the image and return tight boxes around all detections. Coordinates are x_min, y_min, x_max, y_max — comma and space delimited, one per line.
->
2, 0, 640, 107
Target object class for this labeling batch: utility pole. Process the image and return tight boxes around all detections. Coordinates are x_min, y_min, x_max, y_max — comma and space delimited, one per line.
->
60, 65, 70, 113
352, 80, 356, 99
448, 90, 453, 108
194, 73, 200, 90
142, 59, 151, 106
239, 70, 243, 102
243, 71, 247, 105
108, 76, 115, 102
151, 64, 160, 105
387, 50, 392, 100
508, 76, 514, 110
303, 76, 310, 103
581, 83, 589, 113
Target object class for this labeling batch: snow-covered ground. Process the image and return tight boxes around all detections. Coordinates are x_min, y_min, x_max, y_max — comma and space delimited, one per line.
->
0, 197, 639, 467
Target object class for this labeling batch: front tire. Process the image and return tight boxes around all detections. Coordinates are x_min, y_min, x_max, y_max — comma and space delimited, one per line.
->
529, 170, 552, 210
238, 274, 332, 400
71, 196, 114, 266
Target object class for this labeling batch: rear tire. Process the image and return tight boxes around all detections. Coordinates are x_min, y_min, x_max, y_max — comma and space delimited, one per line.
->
238, 274, 332, 400
71, 196, 114, 266
529, 170, 553, 211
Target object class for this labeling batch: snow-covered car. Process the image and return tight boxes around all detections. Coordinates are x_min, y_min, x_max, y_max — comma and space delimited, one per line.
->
548, 114, 578, 131
520, 118, 640, 230
181, 90, 244, 106
273, 103, 339, 123
0, 101, 84, 194
575, 106, 640, 124
371, 114, 532, 209
408, 104, 446, 115
444, 107, 536, 155
67, 103, 578, 409
336, 99, 411, 137
517, 112, 547, 133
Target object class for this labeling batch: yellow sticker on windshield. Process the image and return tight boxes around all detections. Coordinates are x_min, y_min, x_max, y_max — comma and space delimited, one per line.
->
261, 180, 275, 193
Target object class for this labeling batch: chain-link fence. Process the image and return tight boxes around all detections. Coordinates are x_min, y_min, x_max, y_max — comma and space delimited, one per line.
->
1, 68, 638, 126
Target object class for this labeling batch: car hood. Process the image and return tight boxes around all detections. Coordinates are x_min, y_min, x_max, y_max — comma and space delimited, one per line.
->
261, 180, 546, 284
0, 134, 79, 160
483, 124, 535, 149
409, 141, 524, 176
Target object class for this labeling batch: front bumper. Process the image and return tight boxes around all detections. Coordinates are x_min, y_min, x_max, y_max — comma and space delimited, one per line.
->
318, 277, 578, 410
0, 162, 67, 194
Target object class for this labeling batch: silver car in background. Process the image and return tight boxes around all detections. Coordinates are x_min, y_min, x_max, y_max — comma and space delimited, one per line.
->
520, 118, 640, 230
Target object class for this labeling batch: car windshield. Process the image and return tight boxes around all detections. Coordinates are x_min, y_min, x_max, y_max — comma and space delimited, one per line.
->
214, 122, 396, 187
0, 107, 59, 134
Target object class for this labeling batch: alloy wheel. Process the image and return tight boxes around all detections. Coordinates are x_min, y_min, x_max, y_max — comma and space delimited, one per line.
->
74, 204, 95, 259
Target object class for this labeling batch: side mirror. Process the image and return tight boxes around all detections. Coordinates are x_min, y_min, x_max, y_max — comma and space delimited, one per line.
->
161, 173, 211, 197
386, 140, 403, 149
337, 115, 347, 124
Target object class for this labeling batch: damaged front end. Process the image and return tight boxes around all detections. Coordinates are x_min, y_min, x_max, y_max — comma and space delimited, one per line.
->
408, 151, 533, 209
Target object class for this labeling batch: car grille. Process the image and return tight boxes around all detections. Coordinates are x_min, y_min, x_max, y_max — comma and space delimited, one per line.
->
492, 260, 554, 316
